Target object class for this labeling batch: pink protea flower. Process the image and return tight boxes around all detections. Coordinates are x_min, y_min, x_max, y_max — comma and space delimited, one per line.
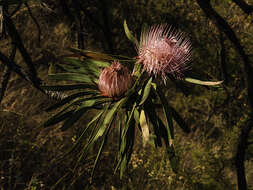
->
137, 24, 192, 83
98, 61, 133, 98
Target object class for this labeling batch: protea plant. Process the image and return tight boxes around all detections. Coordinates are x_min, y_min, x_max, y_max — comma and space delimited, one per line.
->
42, 20, 222, 181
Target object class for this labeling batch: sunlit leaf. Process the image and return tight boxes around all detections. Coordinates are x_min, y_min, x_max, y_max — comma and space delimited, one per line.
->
123, 20, 138, 46
139, 77, 152, 105
185, 77, 223, 86
133, 109, 140, 124
140, 110, 149, 146
97, 98, 126, 138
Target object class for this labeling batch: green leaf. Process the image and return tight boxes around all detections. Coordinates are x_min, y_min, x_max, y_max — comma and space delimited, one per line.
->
167, 145, 179, 173
68, 48, 114, 61
91, 123, 111, 179
60, 99, 98, 131
96, 98, 126, 138
145, 106, 162, 147
184, 77, 223, 86
133, 109, 140, 124
60, 107, 88, 131
74, 104, 110, 170
115, 106, 136, 178
156, 87, 174, 140
65, 109, 105, 156
42, 110, 74, 127
120, 117, 135, 178
140, 110, 149, 146
170, 106, 190, 133
48, 73, 94, 84
59, 58, 109, 77
139, 77, 152, 105
41, 84, 96, 91
123, 20, 138, 46
85, 59, 110, 68
45, 91, 96, 112
78, 99, 125, 168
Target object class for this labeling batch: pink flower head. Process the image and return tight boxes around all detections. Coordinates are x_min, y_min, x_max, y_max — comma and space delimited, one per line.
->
98, 61, 133, 98
137, 24, 192, 83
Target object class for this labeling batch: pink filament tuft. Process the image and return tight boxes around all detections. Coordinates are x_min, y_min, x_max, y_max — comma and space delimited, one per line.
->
137, 24, 192, 83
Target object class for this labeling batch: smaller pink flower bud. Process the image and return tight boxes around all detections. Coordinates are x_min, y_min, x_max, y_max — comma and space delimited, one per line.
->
98, 61, 133, 98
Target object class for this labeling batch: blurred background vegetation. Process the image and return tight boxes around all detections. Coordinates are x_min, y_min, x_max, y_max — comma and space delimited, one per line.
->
0, 0, 252, 189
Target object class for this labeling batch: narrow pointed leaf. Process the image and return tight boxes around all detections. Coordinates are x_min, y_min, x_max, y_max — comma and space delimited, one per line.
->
123, 20, 138, 46
41, 84, 96, 91
96, 98, 126, 138
133, 109, 140, 124
68, 48, 114, 61
185, 77, 223, 86
79, 99, 125, 166
170, 106, 190, 133
65, 109, 105, 156
45, 91, 96, 112
48, 73, 94, 84
145, 107, 162, 147
139, 77, 152, 105
156, 87, 174, 140
140, 110, 149, 146
42, 110, 74, 127
74, 104, 110, 168
61, 107, 88, 131
91, 124, 111, 178
167, 145, 179, 173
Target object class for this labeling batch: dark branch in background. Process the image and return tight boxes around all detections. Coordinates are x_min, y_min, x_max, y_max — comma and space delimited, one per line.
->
0, 51, 28, 82
0, 46, 16, 104
196, 1, 253, 190
62, 0, 114, 53
4, 14, 43, 91
232, 0, 253, 14
9, 2, 22, 17
73, 0, 85, 49
219, 32, 228, 84
59, 0, 85, 49
0, 66, 11, 104
24, 2, 41, 47
59, 0, 75, 22
100, 0, 114, 53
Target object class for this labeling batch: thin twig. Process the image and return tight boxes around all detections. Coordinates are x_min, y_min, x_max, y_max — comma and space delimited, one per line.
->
24, 2, 41, 47
9, 2, 23, 17
4, 14, 42, 90
0, 51, 28, 82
